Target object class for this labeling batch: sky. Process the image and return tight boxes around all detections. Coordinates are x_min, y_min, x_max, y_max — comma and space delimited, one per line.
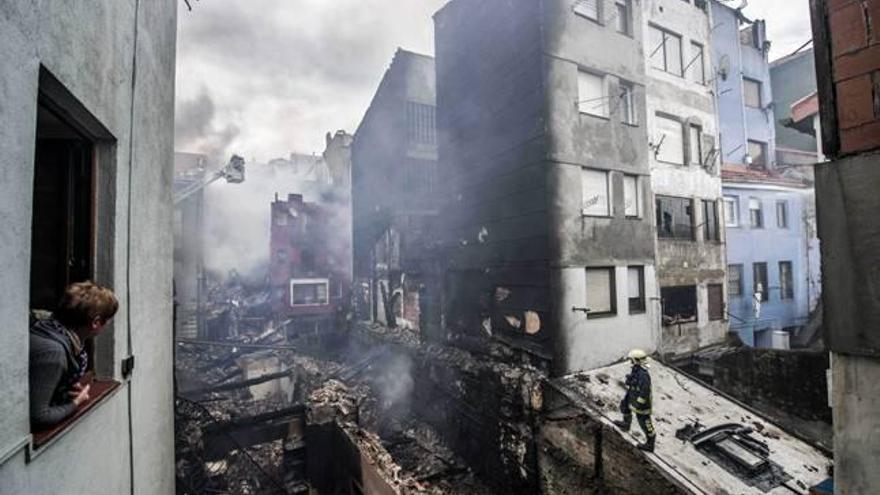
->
174, 0, 814, 164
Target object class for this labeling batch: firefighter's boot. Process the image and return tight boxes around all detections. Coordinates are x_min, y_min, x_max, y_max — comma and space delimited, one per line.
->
637, 436, 655, 452
613, 417, 631, 431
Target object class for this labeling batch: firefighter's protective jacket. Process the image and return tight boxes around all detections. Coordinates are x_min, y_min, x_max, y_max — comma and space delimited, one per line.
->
624, 365, 652, 415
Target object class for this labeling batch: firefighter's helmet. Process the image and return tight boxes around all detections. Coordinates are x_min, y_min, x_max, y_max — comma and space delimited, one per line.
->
627, 349, 648, 364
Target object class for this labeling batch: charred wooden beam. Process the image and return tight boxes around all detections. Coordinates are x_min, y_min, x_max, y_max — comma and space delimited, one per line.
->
181, 369, 293, 397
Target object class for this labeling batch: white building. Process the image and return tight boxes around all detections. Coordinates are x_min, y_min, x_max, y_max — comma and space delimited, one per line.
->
0, 1, 178, 493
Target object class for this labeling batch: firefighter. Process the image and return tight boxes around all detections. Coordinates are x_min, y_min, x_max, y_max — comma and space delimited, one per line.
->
613, 349, 656, 452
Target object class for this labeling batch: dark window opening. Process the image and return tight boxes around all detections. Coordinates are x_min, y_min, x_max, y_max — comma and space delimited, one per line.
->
753, 262, 768, 302
656, 195, 694, 240
728, 264, 743, 297
628, 266, 646, 313
776, 201, 789, 229
779, 261, 794, 300
406, 101, 436, 145
661, 285, 697, 325
708, 284, 724, 321
703, 199, 719, 242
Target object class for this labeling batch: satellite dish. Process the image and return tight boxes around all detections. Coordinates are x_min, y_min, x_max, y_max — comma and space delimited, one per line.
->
718, 55, 731, 81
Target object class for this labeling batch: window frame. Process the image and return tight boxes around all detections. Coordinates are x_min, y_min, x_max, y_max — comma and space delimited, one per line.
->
743, 77, 763, 108
656, 195, 695, 241
779, 261, 794, 300
619, 81, 637, 126
753, 262, 769, 302
581, 168, 612, 217
573, 0, 602, 22
290, 278, 331, 307
702, 199, 720, 242
688, 123, 703, 166
749, 198, 764, 229
708, 283, 725, 321
614, 0, 631, 36
776, 200, 789, 229
623, 174, 642, 218
688, 41, 706, 85
748, 140, 768, 168
723, 196, 740, 227
627, 266, 646, 314
578, 70, 609, 119
655, 113, 686, 165
728, 264, 744, 297
586, 267, 617, 318
661, 285, 698, 325
649, 25, 684, 77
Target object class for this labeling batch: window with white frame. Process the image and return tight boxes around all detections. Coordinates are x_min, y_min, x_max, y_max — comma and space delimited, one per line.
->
578, 70, 608, 118
749, 198, 763, 228
689, 124, 703, 166
655, 114, 685, 164
623, 174, 642, 217
728, 264, 743, 296
582, 169, 611, 216
619, 82, 636, 125
649, 25, 683, 76
627, 266, 645, 313
574, 0, 600, 21
689, 42, 706, 84
290, 278, 329, 306
724, 196, 739, 227
586, 267, 616, 317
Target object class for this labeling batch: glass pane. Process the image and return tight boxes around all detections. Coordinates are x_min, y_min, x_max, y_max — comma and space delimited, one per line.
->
666, 32, 683, 75
624, 175, 639, 216
586, 268, 612, 313
649, 27, 666, 70
575, 0, 599, 20
616, 2, 628, 34
578, 71, 607, 117
656, 115, 684, 164
582, 169, 610, 216
744, 79, 761, 107
689, 125, 702, 165
627, 267, 642, 298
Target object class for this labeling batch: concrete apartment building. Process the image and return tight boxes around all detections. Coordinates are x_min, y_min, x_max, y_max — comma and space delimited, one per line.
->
644, 0, 727, 355
810, 0, 880, 491
771, 48, 821, 167
0, 1, 177, 494
435, 0, 657, 374
352, 49, 440, 335
174, 152, 209, 340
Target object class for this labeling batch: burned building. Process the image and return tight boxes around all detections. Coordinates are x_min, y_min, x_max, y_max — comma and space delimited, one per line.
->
434, 0, 657, 374
270, 193, 351, 335
0, 1, 177, 493
352, 49, 440, 335
810, 0, 880, 491
645, 0, 727, 356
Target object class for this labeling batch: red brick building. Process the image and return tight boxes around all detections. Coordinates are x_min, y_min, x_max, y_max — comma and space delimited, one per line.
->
269, 193, 351, 332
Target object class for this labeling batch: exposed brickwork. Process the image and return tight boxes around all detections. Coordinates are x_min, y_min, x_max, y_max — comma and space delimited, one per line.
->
821, 0, 880, 155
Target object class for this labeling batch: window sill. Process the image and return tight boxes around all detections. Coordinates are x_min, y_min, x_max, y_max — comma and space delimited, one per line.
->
622, 121, 639, 128
587, 312, 617, 320
579, 111, 610, 121
629, 309, 647, 315
29, 379, 122, 458
582, 210, 612, 218
573, 10, 603, 25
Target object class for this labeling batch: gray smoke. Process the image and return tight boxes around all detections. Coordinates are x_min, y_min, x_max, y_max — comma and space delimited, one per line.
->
175, 88, 241, 166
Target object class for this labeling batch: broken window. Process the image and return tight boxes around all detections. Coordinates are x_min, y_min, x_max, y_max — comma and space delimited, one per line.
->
656, 195, 694, 240
649, 25, 683, 76
290, 279, 329, 306
627, 266, 645, 313
581, 168, 611, 216
655, 114, 685, 164
689, 41, 706, 84
776, 200, 789, 229
743, 78, 762, 108
749, 198, 763, 229
585, 267, 616, 317
574, 0, 600, 21
748, 140, 767, 168
723, 196, 740, 227
702, 199, 719, 242
779, 261, 794, 300
619, 81, 636, 125
753, 263, 768, 302
661, 285, 697, 324
728, 264, 744, 297
708, 284, 724, 321
578, 70, 608, 118
623, 174, 641, 217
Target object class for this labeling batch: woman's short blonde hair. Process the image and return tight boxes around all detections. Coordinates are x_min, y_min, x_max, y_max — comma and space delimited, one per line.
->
54, 281, 119, 328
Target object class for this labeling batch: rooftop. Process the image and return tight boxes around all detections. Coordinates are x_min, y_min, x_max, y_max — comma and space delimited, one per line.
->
552, 361, 831, 495
722, 164, 811, 188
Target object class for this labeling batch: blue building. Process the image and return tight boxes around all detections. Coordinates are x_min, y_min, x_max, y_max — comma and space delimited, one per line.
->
721, 168, 815, 347
710, 1, 821, 348
710, 2, 776, 169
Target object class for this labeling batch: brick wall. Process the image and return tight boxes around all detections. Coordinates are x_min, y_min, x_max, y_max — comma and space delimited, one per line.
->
818, 0, 880, 155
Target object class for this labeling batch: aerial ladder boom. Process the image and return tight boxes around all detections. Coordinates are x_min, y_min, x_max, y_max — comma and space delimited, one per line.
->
174, 154, 246, 205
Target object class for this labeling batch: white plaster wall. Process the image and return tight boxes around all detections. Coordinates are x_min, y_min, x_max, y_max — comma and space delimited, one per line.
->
0, 1, 176, 493
557, 265, 659, 373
